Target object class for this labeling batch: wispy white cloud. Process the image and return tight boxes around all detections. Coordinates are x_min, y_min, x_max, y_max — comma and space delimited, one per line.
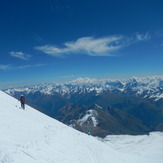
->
35, 33, 151, 58
17, 64, 45, 69
133, 32, 151, 41
0, 65, 11, 70
35, 36, 123, 58
9, 51, 31, 60
0, 64, 45, 70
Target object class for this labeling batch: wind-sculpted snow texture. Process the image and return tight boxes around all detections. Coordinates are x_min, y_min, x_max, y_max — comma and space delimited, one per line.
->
0, 90, 163, 163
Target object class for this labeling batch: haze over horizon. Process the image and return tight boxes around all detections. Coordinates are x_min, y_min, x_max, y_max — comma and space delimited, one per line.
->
1, 0, 163, 88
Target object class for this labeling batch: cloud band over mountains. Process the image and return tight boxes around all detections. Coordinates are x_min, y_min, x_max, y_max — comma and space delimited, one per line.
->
35, 36, 123, 57
1, 32, 151, 72
35, 33, 150, 58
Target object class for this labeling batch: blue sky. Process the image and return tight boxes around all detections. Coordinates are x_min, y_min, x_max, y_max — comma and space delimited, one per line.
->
0, 0, 163, 88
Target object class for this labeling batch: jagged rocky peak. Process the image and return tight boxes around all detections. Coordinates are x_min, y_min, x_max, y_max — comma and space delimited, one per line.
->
4, 76, 163, 101
77, 109, 99, 127
125, 77, 139, 87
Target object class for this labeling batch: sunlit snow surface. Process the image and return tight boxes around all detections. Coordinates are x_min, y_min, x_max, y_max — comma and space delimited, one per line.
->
103, 132, 163, 163
0, 90, 163, 163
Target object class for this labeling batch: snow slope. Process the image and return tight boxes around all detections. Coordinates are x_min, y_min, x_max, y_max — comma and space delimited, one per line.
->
104, 133, 163, 163
0, 90, 163, 163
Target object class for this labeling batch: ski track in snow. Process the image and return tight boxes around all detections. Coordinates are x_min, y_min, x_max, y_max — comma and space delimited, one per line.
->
0, 90, 163, 163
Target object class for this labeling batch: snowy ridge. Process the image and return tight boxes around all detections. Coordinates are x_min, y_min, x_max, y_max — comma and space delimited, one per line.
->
4, 76, 163, 101
0, 90, 163, 163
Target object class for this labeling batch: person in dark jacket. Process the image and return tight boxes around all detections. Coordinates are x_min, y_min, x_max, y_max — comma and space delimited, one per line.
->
19, 95, 26, 109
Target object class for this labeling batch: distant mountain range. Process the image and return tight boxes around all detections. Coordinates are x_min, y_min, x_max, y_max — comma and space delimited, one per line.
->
4, 76, 163, 137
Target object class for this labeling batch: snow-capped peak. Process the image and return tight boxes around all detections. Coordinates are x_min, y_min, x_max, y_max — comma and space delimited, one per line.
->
77, 109, 99, 127
4, 76, 163, 101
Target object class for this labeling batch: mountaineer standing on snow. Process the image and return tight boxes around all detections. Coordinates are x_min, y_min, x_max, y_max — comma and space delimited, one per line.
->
19, 95, 26, 110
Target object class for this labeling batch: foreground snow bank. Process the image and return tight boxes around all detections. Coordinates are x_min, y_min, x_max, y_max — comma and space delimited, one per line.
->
0, 90, 124, 163
0, 90, 163, 163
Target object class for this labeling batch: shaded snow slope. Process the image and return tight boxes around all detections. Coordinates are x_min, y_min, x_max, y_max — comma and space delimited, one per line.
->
0, 90, 163, 163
